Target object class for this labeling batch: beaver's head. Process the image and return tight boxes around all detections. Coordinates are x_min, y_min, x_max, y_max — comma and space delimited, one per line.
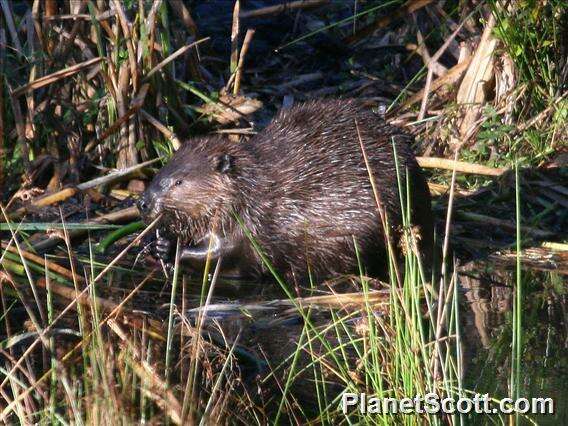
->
138, 137, 244, 243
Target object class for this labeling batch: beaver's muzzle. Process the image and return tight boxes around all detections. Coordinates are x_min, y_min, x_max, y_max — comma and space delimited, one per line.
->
137, 192, 162, 219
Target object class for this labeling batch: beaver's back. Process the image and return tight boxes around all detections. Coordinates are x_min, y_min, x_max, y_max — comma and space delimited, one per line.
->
248, 99, 433, 280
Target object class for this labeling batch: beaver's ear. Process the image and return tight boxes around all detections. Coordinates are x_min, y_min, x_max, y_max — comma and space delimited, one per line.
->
213, 154, 234, 174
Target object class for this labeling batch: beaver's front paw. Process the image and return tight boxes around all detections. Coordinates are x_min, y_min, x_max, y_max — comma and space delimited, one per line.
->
153, 230, 174, 264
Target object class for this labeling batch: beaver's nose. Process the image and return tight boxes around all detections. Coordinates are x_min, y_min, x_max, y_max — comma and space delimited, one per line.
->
137, 194, 150, 214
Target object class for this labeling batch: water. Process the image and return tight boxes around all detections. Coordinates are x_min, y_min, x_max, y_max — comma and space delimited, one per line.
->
459, 263, 567, 424
121, 257, 566, 423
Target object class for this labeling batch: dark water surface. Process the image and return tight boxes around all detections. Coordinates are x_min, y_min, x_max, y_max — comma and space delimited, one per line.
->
118, 258, 566, 424
458, 264, 567, 425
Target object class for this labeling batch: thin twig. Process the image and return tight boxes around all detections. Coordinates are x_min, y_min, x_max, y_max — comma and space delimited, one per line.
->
12, 57, 104, 97
0, 0, 24, 58
240, 0, 329, 19
140, 109, 182, 149
416, 156, 507, 176
233, 29, 255, 95
143, 38, 209, 81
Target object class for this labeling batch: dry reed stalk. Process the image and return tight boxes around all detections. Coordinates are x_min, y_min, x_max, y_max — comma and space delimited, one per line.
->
414, 29, 448, 78
24, 15, 36, 143
431, 145, 461, 381
456, 14, 497, 137
140, 109, 182, 149
190, 291, 390, 313
240, 0, 329, 19
541, 242, 568, 252
110, 321, 182, 425
9, 156, 157, 219
146, 0, 163, 69
417, 18, 466, 120
355, 119, 402, 286
31, 0, 44, 51
230, 0, 240, 74
401, 57, 472, 110
85, 83, 150, 152
12, 57, 104, 97
53, 0, 88, 60
1, 242, 83, 282
116, 60, 134, 168
0, 0, 24, 59
44, 0, 57, 18
112, 0, 138, 90
43, 13, 92, 21
418, 64, 435, 121
136, 0, 146, 63
7, 85, 31, 177
416, 156, 507, 176
144, 37, 209, 81
9, 187, 78, 219
488, 248, 568, 275
233, 29, 255, 95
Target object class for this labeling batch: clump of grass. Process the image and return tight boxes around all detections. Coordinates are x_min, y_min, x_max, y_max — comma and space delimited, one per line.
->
485, 0, 566, 165
0, 0, 212, 193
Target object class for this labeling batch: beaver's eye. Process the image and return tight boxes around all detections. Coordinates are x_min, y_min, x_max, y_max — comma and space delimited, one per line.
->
174, 179, 183, 186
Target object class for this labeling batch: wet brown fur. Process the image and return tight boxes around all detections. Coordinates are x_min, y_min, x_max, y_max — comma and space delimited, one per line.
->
140, 99, 433, 281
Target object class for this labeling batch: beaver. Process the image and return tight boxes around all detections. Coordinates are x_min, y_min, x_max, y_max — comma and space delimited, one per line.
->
138, 99, 433, 282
